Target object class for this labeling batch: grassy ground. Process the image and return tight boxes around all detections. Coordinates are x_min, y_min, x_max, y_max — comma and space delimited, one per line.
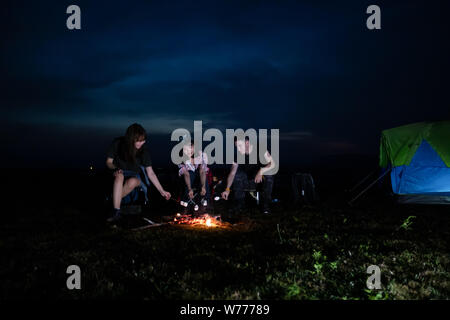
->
1, 194, 448, 300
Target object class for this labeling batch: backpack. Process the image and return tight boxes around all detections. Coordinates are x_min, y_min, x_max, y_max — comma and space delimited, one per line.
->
291, 173, 319, 205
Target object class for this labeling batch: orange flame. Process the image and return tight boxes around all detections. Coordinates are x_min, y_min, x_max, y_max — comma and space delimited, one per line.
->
171, 213, 220, 227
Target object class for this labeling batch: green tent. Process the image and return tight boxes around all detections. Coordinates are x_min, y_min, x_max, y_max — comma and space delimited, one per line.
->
379, 121, 450, 204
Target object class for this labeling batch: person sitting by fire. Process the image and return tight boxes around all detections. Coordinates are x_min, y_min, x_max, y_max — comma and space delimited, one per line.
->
221, 136, 276, 216
178, 140, 210, 213
106, 123, 171, 222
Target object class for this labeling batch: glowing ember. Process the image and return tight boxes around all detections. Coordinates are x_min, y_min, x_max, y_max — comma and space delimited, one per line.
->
171, 213, 221, 227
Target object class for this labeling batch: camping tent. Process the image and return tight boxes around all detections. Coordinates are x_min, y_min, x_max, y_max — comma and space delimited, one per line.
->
380, 121, 450, 204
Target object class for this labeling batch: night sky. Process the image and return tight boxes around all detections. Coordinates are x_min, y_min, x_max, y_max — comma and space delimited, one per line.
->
2, 0, 449, 169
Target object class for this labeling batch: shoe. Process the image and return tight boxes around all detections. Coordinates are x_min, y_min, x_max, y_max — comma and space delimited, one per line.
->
107, 208, 122, 223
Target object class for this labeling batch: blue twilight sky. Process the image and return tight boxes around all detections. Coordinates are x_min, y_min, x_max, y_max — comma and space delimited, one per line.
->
1, 0, 449, 168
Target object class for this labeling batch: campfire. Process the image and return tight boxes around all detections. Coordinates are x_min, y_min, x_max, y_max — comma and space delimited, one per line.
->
171, 213, 222, 228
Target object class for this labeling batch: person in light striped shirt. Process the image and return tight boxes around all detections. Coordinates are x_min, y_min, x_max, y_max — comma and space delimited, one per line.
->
178, 140, 210, 205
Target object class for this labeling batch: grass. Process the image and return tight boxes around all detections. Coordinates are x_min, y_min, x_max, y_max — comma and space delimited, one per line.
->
1, 197, 448, 300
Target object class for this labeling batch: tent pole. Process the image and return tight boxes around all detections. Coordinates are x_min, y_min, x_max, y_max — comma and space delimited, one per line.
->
348, 170, 375, 193
348, 167, 392, 206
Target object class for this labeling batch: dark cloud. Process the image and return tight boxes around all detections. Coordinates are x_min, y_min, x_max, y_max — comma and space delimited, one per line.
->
1, 0, 450, 168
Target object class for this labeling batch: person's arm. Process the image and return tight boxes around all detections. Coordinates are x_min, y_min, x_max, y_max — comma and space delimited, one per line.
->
106, 139, 120, 170
106, 157, 118, 170
198, 152, 208, 196
183, 170, 195, 199
199, 166, 206, 188
106, 157, 123, 178
255, 151, 275, 183
183, 170, 192, 190
226, 163, 238, 189
199, 166, 207, 196
221, 163, 238, 200
145, 166, 171, 200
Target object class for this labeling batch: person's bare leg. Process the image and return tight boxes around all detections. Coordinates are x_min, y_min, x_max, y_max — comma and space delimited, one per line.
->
112, 172, 125, 209
121, 177, 141, 198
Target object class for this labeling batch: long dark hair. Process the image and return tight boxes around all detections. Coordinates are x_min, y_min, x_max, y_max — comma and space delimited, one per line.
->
119, 123, 147, 164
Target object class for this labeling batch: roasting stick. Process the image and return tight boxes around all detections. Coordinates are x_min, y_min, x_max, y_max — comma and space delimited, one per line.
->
132, 218, 167, 231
